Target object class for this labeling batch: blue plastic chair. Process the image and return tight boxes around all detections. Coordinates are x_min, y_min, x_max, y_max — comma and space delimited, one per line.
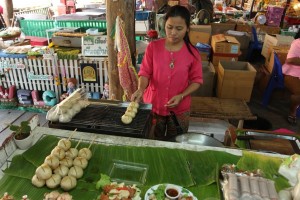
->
262, 52, 284, 106
247, 26, 263, 61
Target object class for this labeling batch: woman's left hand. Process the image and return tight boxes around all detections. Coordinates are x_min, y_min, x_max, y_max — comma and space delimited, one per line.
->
165, 95, 183, 108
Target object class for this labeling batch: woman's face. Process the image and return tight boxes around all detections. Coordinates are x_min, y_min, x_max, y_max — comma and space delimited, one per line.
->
165, 16, 188, 45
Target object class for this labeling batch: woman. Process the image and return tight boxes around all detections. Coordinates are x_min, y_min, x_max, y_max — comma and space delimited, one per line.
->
131, 5, 203, 140
282, 30, 300, 124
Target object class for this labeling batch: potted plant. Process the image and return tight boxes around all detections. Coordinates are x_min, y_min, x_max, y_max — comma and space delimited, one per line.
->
9, 121, 33, 150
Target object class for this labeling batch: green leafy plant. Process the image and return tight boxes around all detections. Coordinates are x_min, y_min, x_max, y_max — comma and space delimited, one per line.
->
9, 121, 31, 140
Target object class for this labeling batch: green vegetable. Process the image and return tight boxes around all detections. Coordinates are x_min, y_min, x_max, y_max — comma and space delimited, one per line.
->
96, 174, 111, 190
152, 184, 166, 200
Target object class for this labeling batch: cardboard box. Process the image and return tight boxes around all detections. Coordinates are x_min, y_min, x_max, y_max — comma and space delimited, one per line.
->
212, 52, 239, 66
200, 51, 210, 61
225, 30, 250, 50
261, 34, 294, 58
265, 46, 289, 73
236, 24, 281, 35
82, 35, 108, 56
192, 61, 215, 97
216, 61, 257, 102
235, 23, 252, 33
211, 22, 236, 36
211, 34, 240, 54
189, 25, 211, 45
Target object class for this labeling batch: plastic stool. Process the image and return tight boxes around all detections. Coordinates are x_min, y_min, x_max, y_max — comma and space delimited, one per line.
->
262, 52, 284, 106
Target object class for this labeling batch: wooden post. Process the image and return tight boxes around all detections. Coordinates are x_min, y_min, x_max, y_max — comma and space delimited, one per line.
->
106, 0, 136, 100
3, 0, 13, 27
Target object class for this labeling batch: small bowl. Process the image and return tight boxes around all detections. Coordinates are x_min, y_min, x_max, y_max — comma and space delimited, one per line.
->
164, 184, 181, 200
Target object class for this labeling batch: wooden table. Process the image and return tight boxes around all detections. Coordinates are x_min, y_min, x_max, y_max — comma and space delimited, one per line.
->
190, 97, 257, 128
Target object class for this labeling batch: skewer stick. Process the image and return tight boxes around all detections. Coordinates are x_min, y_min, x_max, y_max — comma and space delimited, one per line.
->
68, 128, 77, 140
88, 136, 97, 149
75, 138, 82, 149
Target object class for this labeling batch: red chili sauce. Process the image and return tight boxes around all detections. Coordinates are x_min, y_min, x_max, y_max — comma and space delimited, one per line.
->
166, 188, 179, 197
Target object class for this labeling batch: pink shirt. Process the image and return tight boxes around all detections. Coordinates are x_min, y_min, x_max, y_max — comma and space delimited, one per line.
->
282, 39, 300, 79
138, 38, 203, 116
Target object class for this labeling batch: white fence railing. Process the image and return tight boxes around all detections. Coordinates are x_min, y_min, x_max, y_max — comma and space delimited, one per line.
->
0, 56, 109, 101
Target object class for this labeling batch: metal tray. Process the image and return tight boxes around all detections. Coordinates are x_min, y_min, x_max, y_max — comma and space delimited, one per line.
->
237, 131, 300, 155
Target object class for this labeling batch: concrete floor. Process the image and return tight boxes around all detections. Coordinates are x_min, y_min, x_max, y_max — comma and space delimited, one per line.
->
230, 53, 300, 133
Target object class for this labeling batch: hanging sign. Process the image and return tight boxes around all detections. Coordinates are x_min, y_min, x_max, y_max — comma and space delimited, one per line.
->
81, 63, 98, 83
27, 72, 53, 81
82, 35, 108, 56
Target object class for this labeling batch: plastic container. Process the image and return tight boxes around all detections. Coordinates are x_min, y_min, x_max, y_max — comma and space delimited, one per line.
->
136, 11, 151, 21
109, 160, 148, 186
280, 29, 297, 37
86, 28, 99, 35
19, 19, 107, 38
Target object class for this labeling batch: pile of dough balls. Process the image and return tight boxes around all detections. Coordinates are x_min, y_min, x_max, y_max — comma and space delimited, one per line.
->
121, 102, 139, 124
44, 191, 72, 200
46, 88, 90, 123
32, 138, 93, 191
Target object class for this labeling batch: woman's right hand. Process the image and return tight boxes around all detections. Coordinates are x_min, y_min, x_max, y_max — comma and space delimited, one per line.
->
131, 89, 144, 102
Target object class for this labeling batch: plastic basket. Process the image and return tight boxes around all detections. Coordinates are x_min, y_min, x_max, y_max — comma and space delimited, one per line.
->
57, 20, 107, 32
137, 53, 145, 64
280, 29, 297, 37
136, 11, 151, 21
20, 19, 107, 38
20, 20, 54, 37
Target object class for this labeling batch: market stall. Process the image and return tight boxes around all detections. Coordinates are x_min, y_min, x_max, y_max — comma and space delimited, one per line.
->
0, 126, 293, 200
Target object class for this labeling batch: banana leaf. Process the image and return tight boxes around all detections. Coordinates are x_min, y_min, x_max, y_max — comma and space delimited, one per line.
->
237, 150, 290, 191
3, 155, 36, 179
0, 135, 286, 200
185, 150, 240, 186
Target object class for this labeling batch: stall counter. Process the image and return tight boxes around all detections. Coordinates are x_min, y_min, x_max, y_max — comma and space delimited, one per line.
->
0, 126, 289, 200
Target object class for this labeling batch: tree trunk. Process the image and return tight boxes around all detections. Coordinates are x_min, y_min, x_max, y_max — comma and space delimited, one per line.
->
3, 0, 13, 27
106, 0, 136, 100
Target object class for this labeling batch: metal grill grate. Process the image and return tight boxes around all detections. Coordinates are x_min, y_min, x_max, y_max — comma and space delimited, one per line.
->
49, 105, 151, 138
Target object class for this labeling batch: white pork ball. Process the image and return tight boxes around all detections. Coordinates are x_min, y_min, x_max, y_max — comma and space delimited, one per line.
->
31, 174, 45, 188
73, 156, 88, 169
51, 146, 66, 160
78, 148, 92, 160
60, 157, 73, 168
54, 165, 69, 177
35, 164, 52, 180
125, 110, 136, 118
65, 148, 78, 159
127, 106, 138, 114
72, 103, 82, 113
59, 113, 72, 123
47, 111, 60, 122
68, 166, 84, 179
121, 114, 133, 124
58, 139, 72, 151
46, 174, 61, 189
44, 155, 60, 170
129, 102, 139, 109
60, 176, 77, 191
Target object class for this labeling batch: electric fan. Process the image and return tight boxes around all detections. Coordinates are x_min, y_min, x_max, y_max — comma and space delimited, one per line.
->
193, 9, 211, 25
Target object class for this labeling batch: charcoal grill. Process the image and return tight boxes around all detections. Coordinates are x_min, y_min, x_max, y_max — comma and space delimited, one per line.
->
49, 104, 151, 138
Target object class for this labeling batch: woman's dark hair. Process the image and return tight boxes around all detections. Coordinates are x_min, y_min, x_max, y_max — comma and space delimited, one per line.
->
295, 28, 300, 39
165, 5, 197, 57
